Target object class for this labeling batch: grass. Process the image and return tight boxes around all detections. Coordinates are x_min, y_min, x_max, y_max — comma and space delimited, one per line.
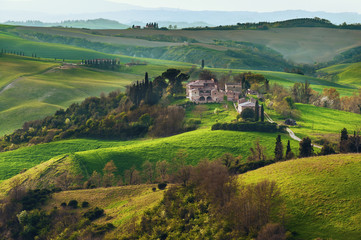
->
42, 185, 164, 237
242, 153, 361, 240
318, 62, 361, 89
0, 129, 300, 185
268, 103, 361, 142
14, 26, 361, 64
0, 139, 136, 181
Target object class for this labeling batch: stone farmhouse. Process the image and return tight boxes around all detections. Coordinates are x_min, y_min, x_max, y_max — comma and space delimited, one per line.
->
225, 83, 242, 102
186, 79, 224, 103
186, 80, 243, 103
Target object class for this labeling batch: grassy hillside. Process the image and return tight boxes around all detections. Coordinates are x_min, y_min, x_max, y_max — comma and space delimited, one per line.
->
0, 56, 139, 135
318, 62, 361, 89
242, 153, 361, 240
0, 129, 300, 186
43, 185, 164, 237
268, 103, 361, 142
13, 26, 361, 64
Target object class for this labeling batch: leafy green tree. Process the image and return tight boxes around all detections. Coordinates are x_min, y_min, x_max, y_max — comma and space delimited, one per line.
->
274, 135, 283, 161
240, 108, 255, 121
299, 137, 314, 158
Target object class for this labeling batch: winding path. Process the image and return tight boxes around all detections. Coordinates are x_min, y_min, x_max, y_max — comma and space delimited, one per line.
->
264, 112, 322, 149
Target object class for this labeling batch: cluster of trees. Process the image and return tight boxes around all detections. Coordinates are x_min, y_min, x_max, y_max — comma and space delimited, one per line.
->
239, 101, 266, 122
125, 159, 286, 239
82, 58, 121, 70
0, 183, 113, 239
340, 128, 361, 153
0, 77, 188, 151
145, 22, 159, 29
1, 49, 25, 56
183, 17, 338, 31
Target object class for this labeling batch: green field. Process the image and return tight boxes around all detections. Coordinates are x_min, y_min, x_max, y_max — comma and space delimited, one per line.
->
43, 185, 164, 237
12, 26, 361, 64
0, 129, 300, 186
242, 153, 361, 240
268, 103, 361, 142
319, 62, 361, 89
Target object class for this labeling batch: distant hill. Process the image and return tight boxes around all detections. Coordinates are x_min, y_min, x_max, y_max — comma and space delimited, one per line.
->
5, 18, 129, 29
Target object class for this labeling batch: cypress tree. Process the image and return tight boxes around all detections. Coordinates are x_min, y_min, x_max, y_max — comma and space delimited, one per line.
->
285, 140, 294, 160
201, 59, 205, 69
340, 128, 349, 153
261, 104, 265, 122
275, 135, 283, 161
299, 137, 314, 158
255, 100, 259, 121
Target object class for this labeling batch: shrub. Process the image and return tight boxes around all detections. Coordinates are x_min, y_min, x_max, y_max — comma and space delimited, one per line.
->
83, 207, 105, 221
212, 121, 280, 133
158, 183, 167, 190
82, 201, 90, 208
68, 200, 78, 209
152, 187, 157, 192
60, 202, 67, 208
240, 108, 255, 121
257, 223, 286, 240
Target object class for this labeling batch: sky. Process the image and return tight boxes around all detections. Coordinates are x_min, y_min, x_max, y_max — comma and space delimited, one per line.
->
107, 0, 361, 13
1, 0, 361, 14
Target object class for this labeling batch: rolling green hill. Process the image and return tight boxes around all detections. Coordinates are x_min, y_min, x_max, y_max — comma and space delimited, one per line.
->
242, 153, 361, 240
318, 62, 361, 89
0, 129, 300, 186
11, 25, 361, 64
268, 103, 361, 142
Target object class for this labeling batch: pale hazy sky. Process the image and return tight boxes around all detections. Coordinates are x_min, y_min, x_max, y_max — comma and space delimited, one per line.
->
1, 0, 361, 13
108, 0, 361, 13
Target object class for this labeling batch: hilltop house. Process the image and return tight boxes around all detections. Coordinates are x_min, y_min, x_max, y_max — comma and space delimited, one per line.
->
186, 79, 224, 103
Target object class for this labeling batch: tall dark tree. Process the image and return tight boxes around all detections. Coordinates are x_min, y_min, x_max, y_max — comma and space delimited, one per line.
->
299, 137, 314, 158
261, 104, 265, 122
340, 128, 349, 153
303, 80, 312, 104
255, 100, 259, 122
274, 135, 283, 161
285, 140, 294, 160
201, 59, 205, 69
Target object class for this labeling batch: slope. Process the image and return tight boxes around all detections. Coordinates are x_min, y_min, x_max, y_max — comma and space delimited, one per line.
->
242, 153, 361, 240
318, 62, 361, 89
0, 129, 300, 188
12, 25, 361, 64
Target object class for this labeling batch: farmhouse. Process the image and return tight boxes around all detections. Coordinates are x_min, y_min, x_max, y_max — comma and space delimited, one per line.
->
225, 83, 242, 101
186, 79, 224, 103
237, 100, 256, 114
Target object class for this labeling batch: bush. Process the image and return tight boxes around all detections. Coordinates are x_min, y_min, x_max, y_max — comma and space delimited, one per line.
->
240, 108, 255, 121
257, 223, 286, 240
158, 183, 167, 190
212, 121, 281, 133
83, 207, 105, 221
152, 187, 157, 192
60, 202, 67, 208
68, 200, 78, 209
82, 201, 90, 208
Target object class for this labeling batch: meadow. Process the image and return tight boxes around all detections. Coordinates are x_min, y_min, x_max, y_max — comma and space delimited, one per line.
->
267, 103, 361, 142
0, 128, 300, 184
13, 26, 361, 64
318, 62, 361, 89
43, 185, 164, 237
242, 153, 361, 240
